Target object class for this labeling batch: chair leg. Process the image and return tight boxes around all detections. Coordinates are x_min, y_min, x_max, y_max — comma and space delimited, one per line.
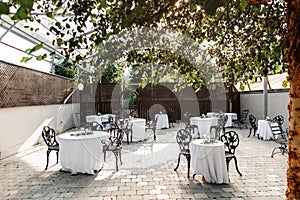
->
103, 151, 107, 162
56, 151, 59, 164
186, 154, 191, 178
174, 154, 181, 171
153, 129, 156, 140
113, 151, 119, 171
119, 151, 122, 165
248, 128, 252, 137
45, 150, 50, 170
233, 157, 242, 176
126, 133, 129, 145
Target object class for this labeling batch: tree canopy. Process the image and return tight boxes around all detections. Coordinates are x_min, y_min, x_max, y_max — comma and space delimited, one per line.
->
0, 0, 287, 89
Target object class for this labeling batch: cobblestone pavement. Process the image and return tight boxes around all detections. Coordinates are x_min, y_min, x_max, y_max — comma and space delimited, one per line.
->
0, 123, 287, 199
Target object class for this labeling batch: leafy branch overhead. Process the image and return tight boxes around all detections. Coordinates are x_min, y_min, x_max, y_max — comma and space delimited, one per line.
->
0, 0, 286, 88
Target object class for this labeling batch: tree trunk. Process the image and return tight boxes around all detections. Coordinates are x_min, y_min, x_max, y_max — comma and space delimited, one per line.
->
286, 0, 300, 199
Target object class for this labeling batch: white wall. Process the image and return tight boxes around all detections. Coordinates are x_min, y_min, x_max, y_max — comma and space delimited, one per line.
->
240, 91, 289, 129
0, 103, 79, 159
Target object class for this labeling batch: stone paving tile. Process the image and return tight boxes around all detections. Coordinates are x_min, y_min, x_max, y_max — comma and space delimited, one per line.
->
0, 124, 287, 199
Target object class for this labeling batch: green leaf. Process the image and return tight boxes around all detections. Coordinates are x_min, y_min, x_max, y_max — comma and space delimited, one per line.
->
282, 80, 288, 88
21, 57, 32, 63
11, 7, 28, 20
0, 2, 9, 14
36, 55, 43, 60
241, 0, 249, 10
46, 12, 54, 19
57, 38, 63, 46
204, 0, 220, 16
28, 44, 43, 54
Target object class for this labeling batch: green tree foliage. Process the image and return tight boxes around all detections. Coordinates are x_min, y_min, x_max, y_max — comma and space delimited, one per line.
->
51, 59, 76, 79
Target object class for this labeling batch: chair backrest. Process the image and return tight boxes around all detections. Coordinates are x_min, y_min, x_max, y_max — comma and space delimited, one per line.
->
183, 112, 191, 125
240, 110, 249, 122
210, 126, 220, 140
269, 120, 287, 142
249, 114, 257, 128
176, 129, 192, 153
42, 126, 59, 147
218, 114, 228, 127
167, 109, 175, 122
115, 128, 125, 147
272, 115, 284, 126
220, 131, 240, 155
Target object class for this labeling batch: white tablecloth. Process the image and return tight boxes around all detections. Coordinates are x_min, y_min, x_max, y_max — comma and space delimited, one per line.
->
155, 114, 169, 129
206, 112, 237, 127
86, 114, 116, 130
127, 118, 148, 141
57, 131, 109, 174
257, 120, 274, 140
190, 117, 218, 138
190, 139, 229, 184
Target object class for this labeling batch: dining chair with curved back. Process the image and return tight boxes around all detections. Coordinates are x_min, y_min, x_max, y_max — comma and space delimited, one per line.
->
174, 129, 192, 178
233, 109, 249, 129
101, 127, 125, 171
272, 115, 284, 126
217, 114, 228, 134
102, 115, 114, 130
210, 125, 221, 140
269, 119, 288, 158
167, 109, 175, 128
42, 126, 59, 170
183, 112, 199, 138
220, 131, 242, 176
124, 120, 133, 144
145, 115, 158, 140
248, 114, 258, 138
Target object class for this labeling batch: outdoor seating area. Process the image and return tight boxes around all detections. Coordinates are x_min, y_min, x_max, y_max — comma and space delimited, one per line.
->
0, 1, 296, 198
0, 123, 287, 199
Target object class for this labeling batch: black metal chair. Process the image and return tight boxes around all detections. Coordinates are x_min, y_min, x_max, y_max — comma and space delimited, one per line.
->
183, 112, 199, 138
101, 127, 125, 171
145, 116, 158, 140
41, 126, 59, 170
217, 114, 228, 134
272, 115, 284, 126
233, 109, 249, 129
85, 121, 103, 131
102, 115, 114, 130
167, 109, 175, 128
220, 131, 242, 176
269, 119, 288, 158
174, 129, 192, 178
248, 114, 258, 137
124, 120, 133, 144
210, 125, 222, 140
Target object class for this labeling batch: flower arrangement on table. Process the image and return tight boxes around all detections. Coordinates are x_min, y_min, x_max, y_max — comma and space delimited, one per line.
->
70, 132, 93, 136
265, 116, 271, 121
200, 114, 210, 118
97, 112, 102, 116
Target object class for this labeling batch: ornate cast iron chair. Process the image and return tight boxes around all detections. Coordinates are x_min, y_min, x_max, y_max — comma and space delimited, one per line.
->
233, 109, 249, 129
174, 129, 192, 178
145, 116, 158, 140
42, 126, 59, 170
269, 119, 288, 158
167, 109, 175, 128
220, 131, 243, 176
101, 127, 125, 171
272, 115, 284, 126
248, 114, 258, 137
217, 114, 228, 134
183, 112, 199, 138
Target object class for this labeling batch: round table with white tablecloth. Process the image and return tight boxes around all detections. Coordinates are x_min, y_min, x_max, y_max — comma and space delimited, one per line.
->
190, 117, 218, 138
126, 118, 148, 141
86, 114, 116, 130
190, 139, 229, 184
155, 114, 169, 129
257, 120, 274, 140
57, 131, 109, 175
206, 112, 237, 127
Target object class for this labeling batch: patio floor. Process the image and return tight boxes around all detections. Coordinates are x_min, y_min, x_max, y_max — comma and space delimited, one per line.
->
0, 123, 287, 200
